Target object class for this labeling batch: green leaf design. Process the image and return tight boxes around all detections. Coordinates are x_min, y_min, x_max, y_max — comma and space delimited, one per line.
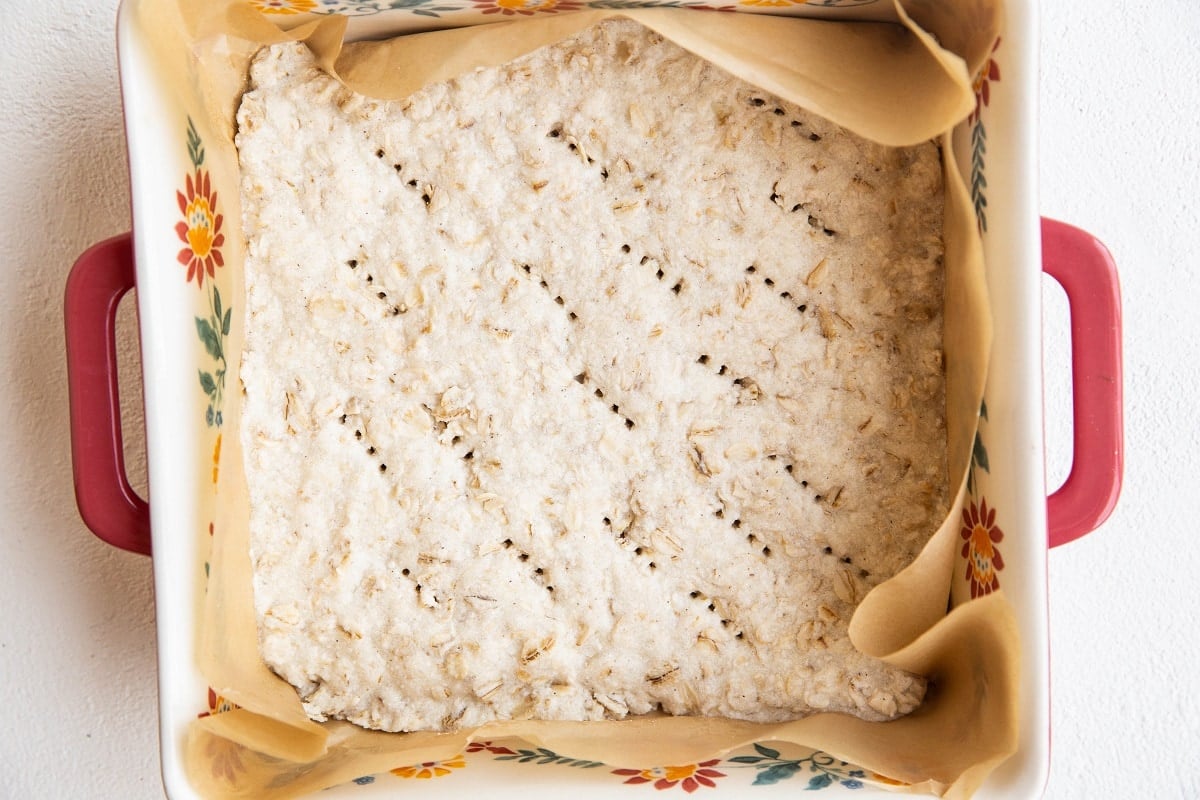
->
973, 432, 990, 473
728, 755, 765, 764
754, 743, 781, 759
199, 371, 217, 396
973, 207, 988, 232
970, 122, 989, 232
186, 117, 205, 169
493, 748, 601, 768
806, 772, 835, 790
196, 317, 222, 360
222, 308, 232, 336
752, 763, 801, 786
213, 285, 223, 325
971, 121, 987, 150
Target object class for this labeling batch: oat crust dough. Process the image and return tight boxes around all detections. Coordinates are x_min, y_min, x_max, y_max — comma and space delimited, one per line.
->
238, 20, 947, 733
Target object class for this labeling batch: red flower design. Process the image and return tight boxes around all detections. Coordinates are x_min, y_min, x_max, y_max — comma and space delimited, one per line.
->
467, 741, 517, 755
613, 760, 726, 792
176, 169, 225, 287
198, 686, 238, 719
960, 497, 1005, 598
968, 38, 1001, 124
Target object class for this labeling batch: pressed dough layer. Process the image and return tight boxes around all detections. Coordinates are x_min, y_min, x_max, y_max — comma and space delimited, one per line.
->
237, 20, 947, 733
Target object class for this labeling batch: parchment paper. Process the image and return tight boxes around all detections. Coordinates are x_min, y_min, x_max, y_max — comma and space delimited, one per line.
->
133, 0, 1019, 795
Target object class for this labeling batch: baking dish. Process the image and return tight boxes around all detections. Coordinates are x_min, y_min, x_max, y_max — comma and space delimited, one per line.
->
65, 0, 1123, 797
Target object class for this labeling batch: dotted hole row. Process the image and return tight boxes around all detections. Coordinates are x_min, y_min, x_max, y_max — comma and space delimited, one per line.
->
632, 251, 684, 294
548, 127, 608, 181
517, 263, 638, 431
345, 258, 406, 316
520, 264, 580, 321
822, 545, 871, 578
687, 589, 745, 639
501, 538, 555, 593
748, 96, 823, 142
710, 501, 772, 558
744, 265, 809, 314
374, 148, 437, 207
767, 189, 836, 236
574, 371, 635, 429
338, 413, 388, 473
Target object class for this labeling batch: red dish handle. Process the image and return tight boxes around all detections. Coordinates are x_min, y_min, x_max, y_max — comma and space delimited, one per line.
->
65, 232, 151, 556
1041, 217, 1124, 548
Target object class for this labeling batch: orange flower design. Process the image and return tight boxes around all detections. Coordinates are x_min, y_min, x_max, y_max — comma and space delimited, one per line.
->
390, 755, 467, 779
175, 170, 225, 287
248, 0, 318, 13
468, 0, 583, 15
969, 38, 1001, 124
198, 686, 238, 718
961, 497, 1005, 598
613, 760, 726, 792
212, 432, 222, 485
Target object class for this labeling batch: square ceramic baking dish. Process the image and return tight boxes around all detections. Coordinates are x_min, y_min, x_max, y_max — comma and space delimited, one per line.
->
65, 0, 1123, 797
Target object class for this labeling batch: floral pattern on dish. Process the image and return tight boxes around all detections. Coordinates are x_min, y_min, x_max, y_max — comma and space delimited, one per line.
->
382, 742, 886, 792
245, 0, 873, 16
958, 21, 1008, 604
195, 281, 231, 429
176, 154, 224, 287
969, 37, 1001, 125
968, 37, 1000, 231
197, 686, 238, 718
389, 755, 468, 778
177, 118, 231, 430
466, 741, 518, 755
467, 0, 585, 13
249, 0, 319, 12
613, 760, 728, 792
962, 401, 1005, 599
723, 744, 874, 789
488, 744, 605, 768
961, 496, 1005, 598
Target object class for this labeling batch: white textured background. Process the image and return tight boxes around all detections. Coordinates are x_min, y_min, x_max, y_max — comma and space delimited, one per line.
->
0, 1, 1194, 797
